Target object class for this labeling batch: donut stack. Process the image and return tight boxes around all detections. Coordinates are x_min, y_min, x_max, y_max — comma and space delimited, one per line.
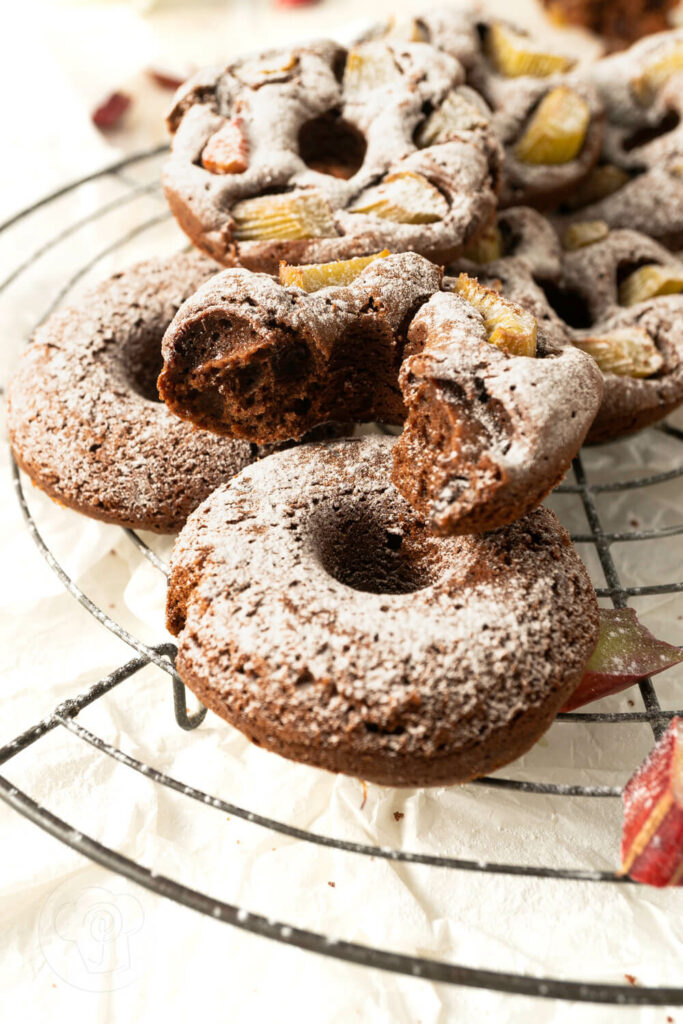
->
8, 10, 683, 786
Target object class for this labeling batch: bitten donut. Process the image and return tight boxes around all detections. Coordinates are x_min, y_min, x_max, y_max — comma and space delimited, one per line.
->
560, 30, 683, 248
7, 253, 261, 533
373, 8, 605, 211
163, 38, 501, 273
158, 250, 602, 535
166, 437, 600, 787
463, 224, 683, 442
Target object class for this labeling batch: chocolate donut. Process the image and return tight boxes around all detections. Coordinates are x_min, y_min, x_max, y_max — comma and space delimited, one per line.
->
375, 8, 605, 211
158, 251, 602, 535
560, 30, 683, 248
166, 437, 600, 787
163, 39, 501, 273
490, 75, 604, 210
540, 0, 676, 53
463, 224, 683, 442
458, 204, 564, 282
558, 230, 683, 441
7, 253, 260, 533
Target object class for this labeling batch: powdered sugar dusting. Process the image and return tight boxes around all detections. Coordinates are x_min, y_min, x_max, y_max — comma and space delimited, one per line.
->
163, 38, 500, 267
168, 436, 598, 782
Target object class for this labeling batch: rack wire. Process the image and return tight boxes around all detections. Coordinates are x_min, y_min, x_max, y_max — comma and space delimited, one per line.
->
1, 148, 682, 1007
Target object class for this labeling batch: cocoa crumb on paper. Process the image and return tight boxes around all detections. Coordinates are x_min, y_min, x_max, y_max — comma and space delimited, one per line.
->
393, 811, 404, 822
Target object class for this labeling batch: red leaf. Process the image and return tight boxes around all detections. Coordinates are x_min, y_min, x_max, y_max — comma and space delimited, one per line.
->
561, 608, 683, 712
92, 92, 132, 130
621, 717, 683, 886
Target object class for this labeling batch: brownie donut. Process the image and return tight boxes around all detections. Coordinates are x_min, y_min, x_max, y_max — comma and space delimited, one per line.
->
7, 253, 261, 533
376, 7, 605, 211
558, 230, 683, 441
158, 251, 602, 535
166, 436, 600, 787
540, 0, 676, 53
458, 204, 564, 282
560, 30, 683, 247
490, 75, 604, 210
163, 39, 501, 273
466, 226, 683, 442
589, 30, 683, 173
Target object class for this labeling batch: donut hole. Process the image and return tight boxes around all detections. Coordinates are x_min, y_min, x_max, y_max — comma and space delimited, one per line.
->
498, 218, 521, 258
622, 109, 680, 155
535, 279, 593, 328
298, 111, 367, 180
616, 257, 662, 293
122, 327, 165, 402
315, 501, 441, 594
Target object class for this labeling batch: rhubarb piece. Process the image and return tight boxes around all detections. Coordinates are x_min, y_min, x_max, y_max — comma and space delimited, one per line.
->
416, 90, 489, 148
231, 191, 337, 241
631, 46, 683, 106
565, 164, 630, 210
343, 46, 401, 96
562, 608, 683, 711
620, 717, 683, 887
279, 250, 390, 291
462, 222, 503, 263
452, 274, 537, 356
379, 15, 428, 42
515, 87, 590, 165
201, 119, 249, 175
618, 263, 683, 306
563, 220, 609, 250
348, 171, 448, 224
485, 21, 576, 78
573, 328, 663, 378
237, 51, 299, 85
92, 91, 131, 130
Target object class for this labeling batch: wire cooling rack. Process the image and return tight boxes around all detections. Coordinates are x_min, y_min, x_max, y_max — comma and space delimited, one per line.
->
1, 147, 682, 1008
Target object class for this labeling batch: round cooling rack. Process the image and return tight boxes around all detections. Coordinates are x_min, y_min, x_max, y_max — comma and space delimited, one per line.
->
1, 148, 682, 1008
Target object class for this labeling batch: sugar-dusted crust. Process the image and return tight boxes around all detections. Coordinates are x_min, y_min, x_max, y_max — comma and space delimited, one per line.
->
465, 225, 683, 443
560, 30, 683, 246
490, 74, 605, 210
457, 204, 564, 281
159, 250, 602, 535
7, 253, 260, 533
588, 29, 683, 173
560, 231, 683, 442
555, 166, 683, 253
376, 7, 605, 210
163, 39, 501, 272
167, 436, 600, 787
